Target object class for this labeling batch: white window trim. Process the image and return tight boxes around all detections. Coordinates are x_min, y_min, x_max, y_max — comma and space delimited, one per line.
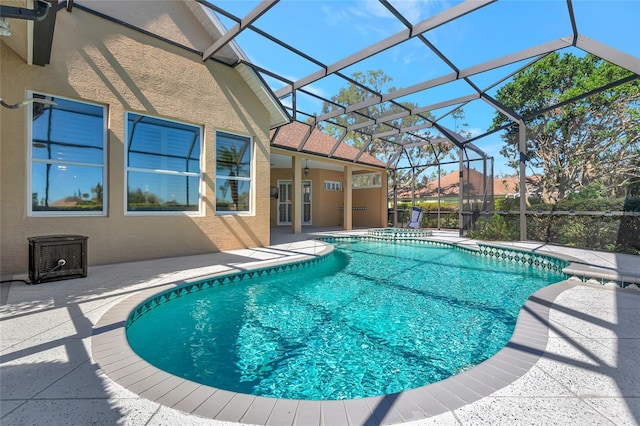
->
27, 91, 108, 217
352, 172, 382, 189
124, 112, 204, 216
214, 130, 254, 216
324, 180, 342, 191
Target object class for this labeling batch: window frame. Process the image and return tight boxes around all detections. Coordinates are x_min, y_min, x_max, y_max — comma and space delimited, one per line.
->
214, 130, 254, 215
124, 111, 204, 216
352, 172, 382, 189
27, 91, 108, 217
323, 180, 343, 191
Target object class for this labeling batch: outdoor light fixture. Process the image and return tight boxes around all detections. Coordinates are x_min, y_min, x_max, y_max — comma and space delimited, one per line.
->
304, 160, 310, 176
0, 97, 56, 109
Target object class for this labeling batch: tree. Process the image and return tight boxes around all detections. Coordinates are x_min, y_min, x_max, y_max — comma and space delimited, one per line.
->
217, 145, 245, 210
91, 182, 103, 203
491, 52, 640, 203
128, 188, 161, 205
317, 70, 456, 197
451, 107, 473, 140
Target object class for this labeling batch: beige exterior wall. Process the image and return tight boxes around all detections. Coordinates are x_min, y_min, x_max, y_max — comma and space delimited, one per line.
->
0, 8, 272, 277
316, 169, 345, 227
353, 187, 386, 228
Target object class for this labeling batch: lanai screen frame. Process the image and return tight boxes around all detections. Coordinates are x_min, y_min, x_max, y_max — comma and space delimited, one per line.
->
66, 0, 640, 238
192, 0, 639, 239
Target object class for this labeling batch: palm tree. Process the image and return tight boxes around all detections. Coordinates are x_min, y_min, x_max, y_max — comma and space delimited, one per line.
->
217, 144, 245, 210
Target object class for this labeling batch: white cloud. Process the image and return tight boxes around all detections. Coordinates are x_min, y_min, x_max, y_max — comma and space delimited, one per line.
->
320, 0, 410, 37
466, 127, 483, 137
349, 0, 393, 19
303, 85, 327, 99
388, 0, 441, 23
321, 4, 351, 27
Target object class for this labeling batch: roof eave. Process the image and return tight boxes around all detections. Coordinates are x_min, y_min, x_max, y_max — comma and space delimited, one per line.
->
235, 62, 290, 129
271, 145, 387, 171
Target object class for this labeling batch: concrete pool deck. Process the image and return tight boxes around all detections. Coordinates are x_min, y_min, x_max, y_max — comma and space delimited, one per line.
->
1, 229, 639, 425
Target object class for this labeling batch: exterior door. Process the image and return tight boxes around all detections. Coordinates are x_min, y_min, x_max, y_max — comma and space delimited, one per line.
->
277, 180, 312, 225
277, 180, 292, 225
302, 180, 312, 225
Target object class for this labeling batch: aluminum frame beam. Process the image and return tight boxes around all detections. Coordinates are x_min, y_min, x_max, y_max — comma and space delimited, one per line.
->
314, 37, 574, 126
273, 0, 496, 98
69, 0, 640, 175
575, 34, 640, 75
202, 0, 278, 61
0, 0, 51, 21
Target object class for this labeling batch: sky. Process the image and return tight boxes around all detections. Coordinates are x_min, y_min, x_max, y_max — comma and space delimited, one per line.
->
210, 0, 640, 176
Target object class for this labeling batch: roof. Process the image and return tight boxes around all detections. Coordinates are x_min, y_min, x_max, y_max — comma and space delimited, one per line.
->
271, 121, 386, 168
396, 169, 543, 198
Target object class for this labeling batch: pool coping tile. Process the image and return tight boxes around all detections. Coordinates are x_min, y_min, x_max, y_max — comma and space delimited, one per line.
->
217, 392, 257, 423
294, 399, 322, 426
320, 400, 348, 426
171, 385, 216, 414
267, 398, 298, 426
240, 396, 277, 425
191, 389, 237, 419
155, 379, 201, 408
342, 398, 375, 426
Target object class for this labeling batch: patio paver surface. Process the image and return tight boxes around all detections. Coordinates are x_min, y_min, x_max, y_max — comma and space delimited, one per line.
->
2, 230, 639, 425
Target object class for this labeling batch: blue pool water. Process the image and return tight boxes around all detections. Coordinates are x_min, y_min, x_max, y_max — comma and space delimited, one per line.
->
126, 239, 565, 400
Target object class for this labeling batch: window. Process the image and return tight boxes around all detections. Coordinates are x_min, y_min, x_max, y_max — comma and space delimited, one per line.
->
324, 180, 342, 191
126, 113, 202, 213
215, 131, 252, 213
29, 93, 107, 216
352, 172, 382, 189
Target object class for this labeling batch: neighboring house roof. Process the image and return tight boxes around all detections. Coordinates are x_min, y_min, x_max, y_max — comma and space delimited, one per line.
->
396, 168, 540, 198
50, 196, 81, 207
271, 121, 386, 169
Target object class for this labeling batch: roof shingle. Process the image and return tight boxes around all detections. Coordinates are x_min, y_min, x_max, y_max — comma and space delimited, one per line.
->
271, 122, 386, 168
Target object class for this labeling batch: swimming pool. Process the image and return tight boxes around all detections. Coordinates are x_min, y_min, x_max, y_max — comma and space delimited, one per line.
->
126, 238, 565, 400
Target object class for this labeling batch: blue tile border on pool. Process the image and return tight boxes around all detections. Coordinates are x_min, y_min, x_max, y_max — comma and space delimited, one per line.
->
316, 236, 569, 275
126, 236, 570, 329
127, 249, 333, 327
475, 244, 569, 274
367, 228, 433, 239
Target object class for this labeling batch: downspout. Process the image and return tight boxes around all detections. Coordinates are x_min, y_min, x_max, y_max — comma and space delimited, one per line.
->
518, 120, 527, 240
459, 147, 464, 236
490, 156, 495, 213
482, 154, 487, 211
411, 167, 416, 207
437, 163, 441, 230
393, 170, 398, 227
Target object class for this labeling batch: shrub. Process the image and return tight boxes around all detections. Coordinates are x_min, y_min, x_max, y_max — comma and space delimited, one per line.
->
468, 214, 519, 241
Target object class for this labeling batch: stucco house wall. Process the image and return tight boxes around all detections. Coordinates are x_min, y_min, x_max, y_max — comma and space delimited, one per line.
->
315, 169, 345, 227
353, 186, 387, 228
0, 7, 272, 277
